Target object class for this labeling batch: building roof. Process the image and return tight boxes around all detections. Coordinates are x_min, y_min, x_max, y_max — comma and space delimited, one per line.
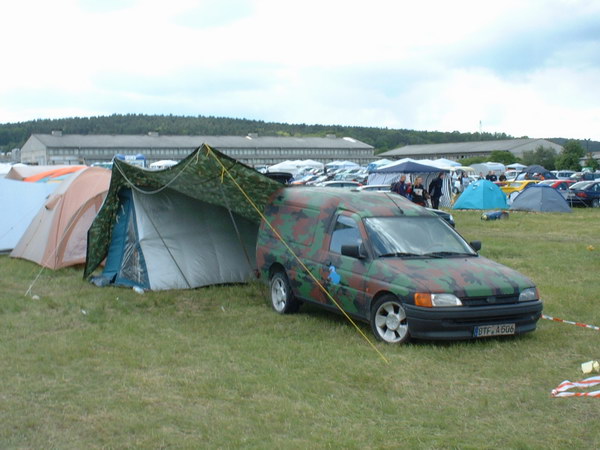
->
379, 138, 563, 158
31, 133, 373, 150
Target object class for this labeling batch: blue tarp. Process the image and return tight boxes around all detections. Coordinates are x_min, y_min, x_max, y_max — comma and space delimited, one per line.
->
452, 179, 508, 210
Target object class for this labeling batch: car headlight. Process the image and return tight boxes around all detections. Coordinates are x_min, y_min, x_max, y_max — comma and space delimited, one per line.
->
415, 293, 463, 307
519, 287, 539, 302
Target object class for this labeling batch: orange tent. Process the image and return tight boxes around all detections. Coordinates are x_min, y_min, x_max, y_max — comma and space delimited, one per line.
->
10, 167, 111, 269
23, 166, 87, 183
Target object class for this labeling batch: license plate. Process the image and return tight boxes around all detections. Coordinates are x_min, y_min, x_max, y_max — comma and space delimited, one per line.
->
474, 323, 515, 337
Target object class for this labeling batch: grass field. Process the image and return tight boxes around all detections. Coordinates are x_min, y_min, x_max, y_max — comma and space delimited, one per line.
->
1, 209, 600, 448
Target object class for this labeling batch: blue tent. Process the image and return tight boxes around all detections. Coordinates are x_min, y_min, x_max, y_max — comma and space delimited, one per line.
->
509, 185, 572, 213
452, 179, 508, 210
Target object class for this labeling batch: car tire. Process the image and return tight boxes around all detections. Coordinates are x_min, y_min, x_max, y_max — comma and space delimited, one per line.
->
592, 199, 600, 208
270, 271, 300, 314
370, 295, 410, 344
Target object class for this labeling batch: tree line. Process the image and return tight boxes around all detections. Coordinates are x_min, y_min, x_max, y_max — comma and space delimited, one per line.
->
1, 114, 596, 170
0, 113, 513, 154
460, 141, 598, 171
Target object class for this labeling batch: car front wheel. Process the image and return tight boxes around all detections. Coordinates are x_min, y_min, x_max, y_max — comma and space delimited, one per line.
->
370, 295, 409, 344
270, 271, 300, 314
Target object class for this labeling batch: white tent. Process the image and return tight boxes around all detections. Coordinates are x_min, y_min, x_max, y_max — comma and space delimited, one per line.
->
268, 160, 323, 177
507, 163, 527, 170
0, 178, 57, 252
0, 163, 13, 176
325, 160, 360, 170
470, 162, 506, 177
149, 160, 178, 170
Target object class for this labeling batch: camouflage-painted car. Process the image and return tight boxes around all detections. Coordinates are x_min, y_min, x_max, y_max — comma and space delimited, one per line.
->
256, 187, 543, 344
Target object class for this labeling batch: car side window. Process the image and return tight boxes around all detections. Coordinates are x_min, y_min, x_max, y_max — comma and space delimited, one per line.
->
330, 215, 362, 254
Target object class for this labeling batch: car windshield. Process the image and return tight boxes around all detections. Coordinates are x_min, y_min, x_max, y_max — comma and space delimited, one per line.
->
364, 216, 477, 258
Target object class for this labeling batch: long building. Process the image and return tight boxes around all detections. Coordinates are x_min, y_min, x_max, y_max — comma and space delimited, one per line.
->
20, 131, 375, 167
379, 138, 563, 160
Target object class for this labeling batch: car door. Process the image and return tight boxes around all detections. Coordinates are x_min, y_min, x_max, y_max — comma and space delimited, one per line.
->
322, 213, 371, 318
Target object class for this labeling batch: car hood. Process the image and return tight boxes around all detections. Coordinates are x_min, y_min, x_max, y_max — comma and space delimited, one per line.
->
370, 256, 534, 298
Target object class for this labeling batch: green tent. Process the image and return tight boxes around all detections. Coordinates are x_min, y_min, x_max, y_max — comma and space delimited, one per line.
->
84, 144, 283, 290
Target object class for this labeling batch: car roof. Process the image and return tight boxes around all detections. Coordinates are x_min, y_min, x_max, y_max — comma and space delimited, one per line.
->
273, 186, 432, 218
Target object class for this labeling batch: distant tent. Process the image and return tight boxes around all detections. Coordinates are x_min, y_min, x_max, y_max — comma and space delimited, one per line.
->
149, 160, 178, 170
326, 160, 360, 170
0, 179, 57, 253
84, 144, 283, 291
509, 185, 572, 213
452, 179, 508, 210
366, 159, 393, 172
10, 167, 111, 269
5, 164, 79, 181
0, 163, 13, 176
470, 162, 506, 177
521, 164, 555, 180
24, 166, 87, 183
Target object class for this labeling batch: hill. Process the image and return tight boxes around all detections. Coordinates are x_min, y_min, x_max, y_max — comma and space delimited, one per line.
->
1, 114, 596, 155
0, 114, 513, 154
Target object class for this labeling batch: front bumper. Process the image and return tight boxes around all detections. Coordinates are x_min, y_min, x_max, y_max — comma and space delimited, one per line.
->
404, 300, 543, 340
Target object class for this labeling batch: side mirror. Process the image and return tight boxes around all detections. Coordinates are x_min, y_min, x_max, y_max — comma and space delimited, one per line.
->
470, 240, 482, 252
341, 243, 367, 259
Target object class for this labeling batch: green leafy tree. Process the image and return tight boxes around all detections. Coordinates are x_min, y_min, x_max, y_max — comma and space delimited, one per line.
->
555, 140, 585, 171
521, 146, 556, 170
583, 153, 599, 171
488, 150, 518, 165
458, 156, 488, 166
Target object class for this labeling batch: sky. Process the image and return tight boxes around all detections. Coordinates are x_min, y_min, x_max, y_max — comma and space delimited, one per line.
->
1, 0, 600, 141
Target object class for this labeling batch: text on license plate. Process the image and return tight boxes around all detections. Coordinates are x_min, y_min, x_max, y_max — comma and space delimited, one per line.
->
474, 323, 515, 337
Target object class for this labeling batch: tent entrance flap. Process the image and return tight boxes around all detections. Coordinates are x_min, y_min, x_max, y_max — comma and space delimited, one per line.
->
102, 189, 150, 289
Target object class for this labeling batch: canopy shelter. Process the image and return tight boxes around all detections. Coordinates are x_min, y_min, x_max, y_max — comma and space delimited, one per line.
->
84, 144, 283, 290
522, 164, 555, 179
509, 185, 572, 213
368, 160, 452, 207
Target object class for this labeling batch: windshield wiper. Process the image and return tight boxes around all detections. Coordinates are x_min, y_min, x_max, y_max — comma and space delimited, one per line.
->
378, 252, 424, 258
422, 251, 476, 258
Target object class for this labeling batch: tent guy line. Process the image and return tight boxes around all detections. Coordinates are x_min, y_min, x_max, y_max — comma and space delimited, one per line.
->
203, 145, 391, 365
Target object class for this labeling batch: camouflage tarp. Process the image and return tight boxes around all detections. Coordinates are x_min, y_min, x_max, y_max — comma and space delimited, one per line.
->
84, 144, 282, 279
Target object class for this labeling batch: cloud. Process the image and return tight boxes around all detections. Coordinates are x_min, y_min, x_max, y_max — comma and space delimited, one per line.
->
1, 0, 600, 141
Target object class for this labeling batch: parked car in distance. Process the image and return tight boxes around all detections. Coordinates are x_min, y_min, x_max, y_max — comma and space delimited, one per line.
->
356, 184, 455, 227
501, 180, 539, 197
314, 180, 361, 188
567, 181, 600, 207
538, 179, 576, 198
257, 187, 543, 344
551, 170, 576, 180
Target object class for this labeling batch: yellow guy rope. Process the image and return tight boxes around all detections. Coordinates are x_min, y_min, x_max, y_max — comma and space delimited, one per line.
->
205, 146, 390, 364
